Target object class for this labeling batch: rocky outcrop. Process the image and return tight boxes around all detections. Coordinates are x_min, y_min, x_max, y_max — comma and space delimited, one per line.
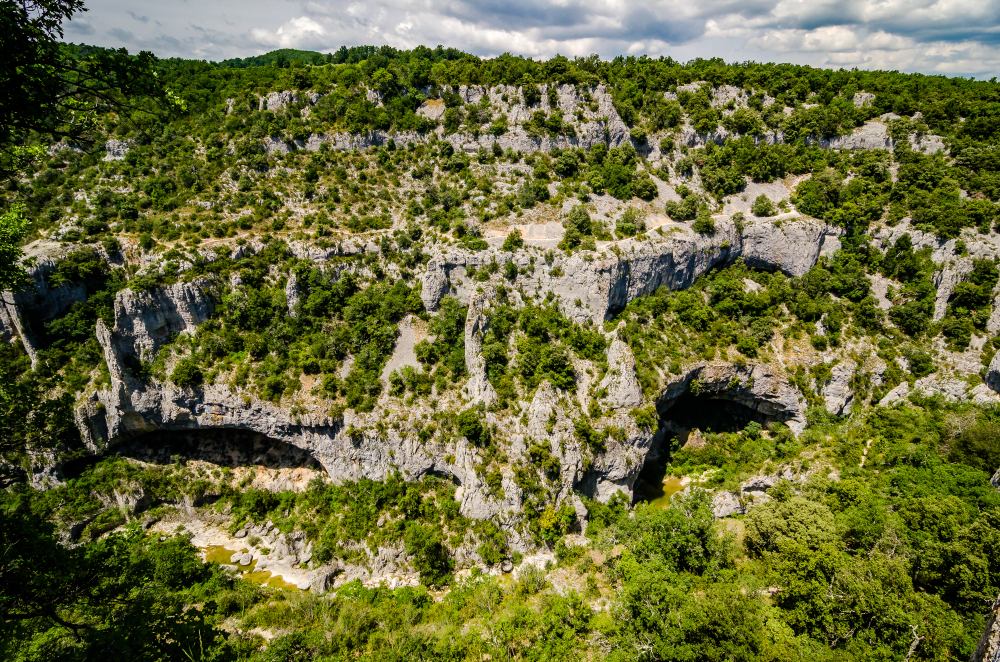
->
79, 305, 649, 533
674, 120, 902, 152
878, 375, 997, 406
658, 361, 807, 434
971, 594, 1000, 662
284, 272, 300, 317
822, 360, 857, 415
599, 337, 643, 410
274, 83, 629, 156
986, 352, 1000, 395
2, 255, 90, 367
258, 90, 319, 112
421, 216, 841, 322
464, 286, 498, 406
113, 280, 215, 360
104, 139, 134, 161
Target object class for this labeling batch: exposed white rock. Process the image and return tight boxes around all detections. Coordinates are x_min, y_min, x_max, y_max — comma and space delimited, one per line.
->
421, 216, 841, 323
284, 271, 300, 317
113, 279, 216, 361
853, 92, 876, 107
986, 352, 1000, 395
822, 360, 857, 415
104, 139, 134, 161
258, 90, 319, 112
712, 491, 744, 518
599, 337, 643, 410
464, 286, 499, 407
971, 594, 1000, 662
880, 375, 972, 406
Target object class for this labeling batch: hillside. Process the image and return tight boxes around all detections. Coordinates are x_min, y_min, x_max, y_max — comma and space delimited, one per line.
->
4, 48, 1000, 661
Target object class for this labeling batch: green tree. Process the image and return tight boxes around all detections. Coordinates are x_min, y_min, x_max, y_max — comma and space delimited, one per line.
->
0, 0, 166, 178
751, 194, 776, 217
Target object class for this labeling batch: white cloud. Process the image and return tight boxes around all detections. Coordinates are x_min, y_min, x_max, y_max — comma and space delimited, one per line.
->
250, 17, 326, 49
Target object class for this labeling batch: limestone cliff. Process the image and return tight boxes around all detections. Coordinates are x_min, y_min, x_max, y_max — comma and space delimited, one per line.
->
421, 216, 841, 321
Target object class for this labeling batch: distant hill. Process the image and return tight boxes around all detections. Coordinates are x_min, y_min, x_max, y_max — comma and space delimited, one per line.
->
217, 45, 471, 68
218, 48, 328, 68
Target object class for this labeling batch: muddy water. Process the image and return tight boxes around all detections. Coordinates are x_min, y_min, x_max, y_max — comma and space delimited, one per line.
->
201, 544, 301, 591
646, 476, 686, 509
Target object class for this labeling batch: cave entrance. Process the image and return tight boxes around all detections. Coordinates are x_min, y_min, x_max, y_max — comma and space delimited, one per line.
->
660, 392, 769, 433
112, 429, 324, 471
632, 393, 770, 506
63, 429, 326, 492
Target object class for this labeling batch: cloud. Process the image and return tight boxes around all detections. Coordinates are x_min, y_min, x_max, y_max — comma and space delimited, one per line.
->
108, 27, 135, 42
250, 16, 327, 50
65, 0, 999, 77
65, 18, 94, 36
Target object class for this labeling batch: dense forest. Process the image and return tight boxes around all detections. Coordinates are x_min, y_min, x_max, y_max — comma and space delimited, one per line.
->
3, 4, 1000, 659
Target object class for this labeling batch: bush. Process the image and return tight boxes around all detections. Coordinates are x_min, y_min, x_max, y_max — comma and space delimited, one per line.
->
502, 228, 524, 251
404, 523, 454, 587
948, 421, 1000, 473
457, 409, 488, 446
170, 358, 203, 389
751, 194, 776, 217
615, 207, 645, 238
692, 212, 716, 235
744, 496, 837, 554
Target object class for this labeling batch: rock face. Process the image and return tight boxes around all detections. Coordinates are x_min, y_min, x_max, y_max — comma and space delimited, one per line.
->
283, 83, 630, 156
986, 352, 1000, 395
822, 361, 857, 415
971, 594, 1000, 662
258, 89, 319, 112
880, 375, 974, 406
600, 337, 643, 410
422, 216, 841, 321
104, 139, 134, 161
2, 256, 90, 367
464, 286, 499, 406
284, 272, 300, 317
113, 280, 215, 361
658, 361, 807, 434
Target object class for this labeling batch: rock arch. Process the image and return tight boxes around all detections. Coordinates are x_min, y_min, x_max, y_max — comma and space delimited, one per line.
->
656, 361, 806, 435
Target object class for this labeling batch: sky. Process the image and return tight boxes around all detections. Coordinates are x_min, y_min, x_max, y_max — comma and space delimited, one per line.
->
64, 0, 1000, 79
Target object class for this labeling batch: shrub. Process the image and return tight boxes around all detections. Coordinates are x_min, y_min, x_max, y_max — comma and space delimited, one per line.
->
502, 228, 523, 251
692, 212, 716, 235
457, 409, 488, 446
751, 194, 776, 217
744, 496, 837, 555
615, 207, 645, 238
170, 358, 203, 389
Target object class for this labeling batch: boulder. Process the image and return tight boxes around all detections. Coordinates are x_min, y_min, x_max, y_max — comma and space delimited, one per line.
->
712, 491, 744, 518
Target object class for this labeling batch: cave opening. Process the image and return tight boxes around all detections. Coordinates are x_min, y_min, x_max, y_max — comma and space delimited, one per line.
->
632, 393, 772, 506
660, 393, 770, 434
62, 429, 324, 481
